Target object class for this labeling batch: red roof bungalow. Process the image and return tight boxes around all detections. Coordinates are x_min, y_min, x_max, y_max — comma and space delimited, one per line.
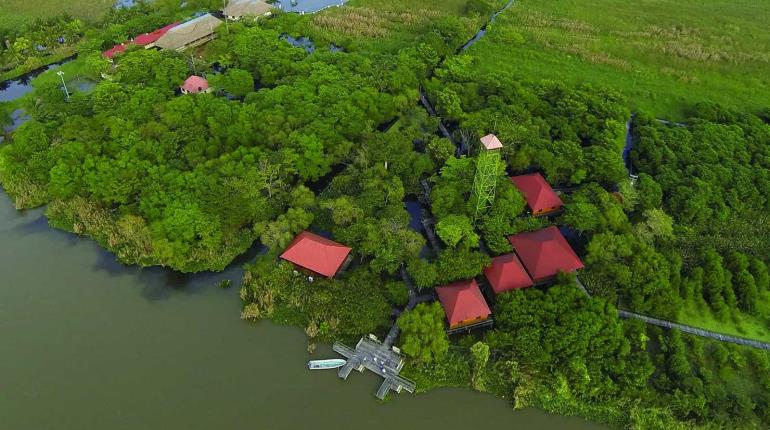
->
508, 226, 584, 283
280, 231, 352, 278
510, 173, 563, 216
102, 43, 127, 59
181, 75, 210, 94
134, 23, 179, 48
483, 253, 534, 294
436, 279, 492, 329
102, 23, 178, 59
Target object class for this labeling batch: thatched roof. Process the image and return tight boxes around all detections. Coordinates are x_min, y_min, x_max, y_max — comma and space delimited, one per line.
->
155, 14, 223, 51
224, 0, 273, 18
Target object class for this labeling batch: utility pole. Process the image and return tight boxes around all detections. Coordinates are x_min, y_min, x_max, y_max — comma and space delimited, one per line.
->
472, 134, 503, 222
56, 70, 70, 101
222, 0, 230, 34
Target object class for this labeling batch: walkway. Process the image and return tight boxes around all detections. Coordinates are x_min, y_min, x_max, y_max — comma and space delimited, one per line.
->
576, 277, 770, 351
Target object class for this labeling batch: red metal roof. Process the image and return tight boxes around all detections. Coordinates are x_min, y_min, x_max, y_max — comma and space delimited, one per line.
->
483, 253, 533, 294
181, 75, 209, 93
102, 44, 127, 59
134, 22, 180, 46
435, 279, 491, 326
279, 231, 352, 278
102, 23, 178, 58
510, 173, 563, 213
508, 226, 584, 283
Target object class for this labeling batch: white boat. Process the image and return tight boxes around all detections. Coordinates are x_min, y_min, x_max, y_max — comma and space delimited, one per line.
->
307, 358, 346, 370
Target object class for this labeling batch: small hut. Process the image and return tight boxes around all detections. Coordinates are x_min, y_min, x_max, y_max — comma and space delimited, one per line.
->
181, 75, 210, 94
507, 226, 584, 284
436, 279, 491, 329
280, 231, 352, 278
510, 172, 563, 216
483, 253, 534, 294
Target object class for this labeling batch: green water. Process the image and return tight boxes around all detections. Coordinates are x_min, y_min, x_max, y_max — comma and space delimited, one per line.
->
0, 194, 605, 430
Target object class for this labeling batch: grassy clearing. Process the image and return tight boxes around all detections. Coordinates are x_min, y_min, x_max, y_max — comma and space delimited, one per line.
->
677, 291, 770, 343
0, 0, 114, 31
297, 0, 506, 52
467, 0, 770, 119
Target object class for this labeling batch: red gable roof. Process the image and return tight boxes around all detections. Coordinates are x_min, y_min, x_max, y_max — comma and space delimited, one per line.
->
181, 75, 209, 93
102, 23, 178, 58
435, 279, 491, 326
134, 22, 180, 46
103, 44, 127, 59
484, 253, 533, 294
280, 231, 352, 278
510, 173, 563, 214
508, 226, 584, 283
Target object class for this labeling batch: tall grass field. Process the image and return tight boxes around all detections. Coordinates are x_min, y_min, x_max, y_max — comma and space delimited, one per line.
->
468, 0, 770, 119
0, 0, 115, 31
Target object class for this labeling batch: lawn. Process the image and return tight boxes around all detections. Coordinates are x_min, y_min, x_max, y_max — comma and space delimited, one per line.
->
465, 0, 770, 119
0, 0, 115, 31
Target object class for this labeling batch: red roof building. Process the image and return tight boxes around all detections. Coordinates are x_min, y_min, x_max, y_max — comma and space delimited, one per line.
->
280, 231, 352, 278
102, 23, 179, 59
510, 173, 563, 215
508, 226, 584, 283
181, 75, 210, 94
102, 43, 127, 59
134, 23, 179, 47
436, 279, 492, 328
483, 253, 534, 294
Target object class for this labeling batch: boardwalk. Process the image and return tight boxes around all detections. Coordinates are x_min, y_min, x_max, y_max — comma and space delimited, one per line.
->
576, 277, 770, 351
419, 89, 453, 142
333, 336, 416, 400
617, 310, 770, 351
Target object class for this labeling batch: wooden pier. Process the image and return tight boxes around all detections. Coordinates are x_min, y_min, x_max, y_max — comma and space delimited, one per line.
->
333, 336, 416, 400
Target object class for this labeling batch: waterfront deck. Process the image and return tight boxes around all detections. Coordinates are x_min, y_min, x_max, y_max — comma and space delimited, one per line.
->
333, 336, 416, 400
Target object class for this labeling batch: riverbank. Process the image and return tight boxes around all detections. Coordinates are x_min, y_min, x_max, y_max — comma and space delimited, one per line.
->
0, 190, 605, 430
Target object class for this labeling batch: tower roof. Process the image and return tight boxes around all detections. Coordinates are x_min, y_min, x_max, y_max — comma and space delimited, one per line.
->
507, 226, 584, 282
280, 231, 352, 278
510, 173, 563, 213
435, 279, 491, 326
483, 253, 534, 294
480, 134, 503, 150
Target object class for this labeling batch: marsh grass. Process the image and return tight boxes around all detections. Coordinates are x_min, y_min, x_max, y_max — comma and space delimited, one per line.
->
0, 0, 114, 31
467, 0, 770, 118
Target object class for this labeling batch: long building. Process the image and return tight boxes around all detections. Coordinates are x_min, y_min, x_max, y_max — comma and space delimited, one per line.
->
155, 14, 223, 51
223, 0, 273, 20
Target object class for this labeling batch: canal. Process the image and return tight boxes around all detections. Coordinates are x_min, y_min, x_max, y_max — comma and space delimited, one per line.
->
0, 194, 604, 429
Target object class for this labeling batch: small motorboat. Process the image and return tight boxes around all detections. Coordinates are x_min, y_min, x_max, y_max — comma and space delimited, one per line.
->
307, 358, 346, 370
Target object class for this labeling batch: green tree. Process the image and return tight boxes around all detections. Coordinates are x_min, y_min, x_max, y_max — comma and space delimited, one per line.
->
397, 302, 449, 364
435, 214, 478, 250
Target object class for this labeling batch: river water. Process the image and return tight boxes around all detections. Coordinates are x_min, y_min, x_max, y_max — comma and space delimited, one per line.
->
0, 194, 606, 429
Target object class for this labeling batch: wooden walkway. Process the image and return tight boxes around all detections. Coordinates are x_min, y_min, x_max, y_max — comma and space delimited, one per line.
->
576, 277, 770, 351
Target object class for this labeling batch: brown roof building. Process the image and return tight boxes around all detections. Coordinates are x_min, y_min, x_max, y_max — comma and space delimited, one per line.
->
155, 14, 223, 51
223, 0, 273, 20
